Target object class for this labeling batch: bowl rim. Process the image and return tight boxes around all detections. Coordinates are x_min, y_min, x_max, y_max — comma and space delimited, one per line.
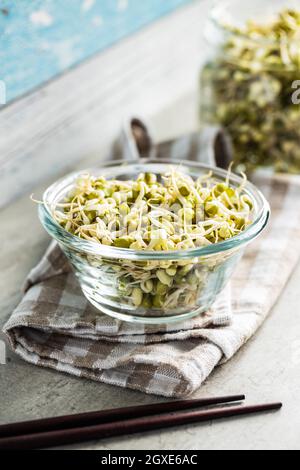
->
39, 158, 270, 260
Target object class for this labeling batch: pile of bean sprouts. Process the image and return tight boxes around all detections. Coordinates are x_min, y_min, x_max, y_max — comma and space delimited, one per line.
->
51, 168, 254, 310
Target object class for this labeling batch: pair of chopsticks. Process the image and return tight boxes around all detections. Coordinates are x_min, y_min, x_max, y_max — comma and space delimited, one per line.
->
0, 395, 282, 449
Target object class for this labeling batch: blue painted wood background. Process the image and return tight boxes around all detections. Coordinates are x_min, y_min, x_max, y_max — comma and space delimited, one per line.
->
0, 0, 192, 103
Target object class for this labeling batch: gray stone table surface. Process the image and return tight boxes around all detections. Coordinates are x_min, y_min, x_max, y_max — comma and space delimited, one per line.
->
1, 1, 300, 449
1, 102, 300, 451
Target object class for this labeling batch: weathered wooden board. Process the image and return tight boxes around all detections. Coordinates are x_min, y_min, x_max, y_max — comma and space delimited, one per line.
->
0, 0, 209, 208
0, 0, 192, 103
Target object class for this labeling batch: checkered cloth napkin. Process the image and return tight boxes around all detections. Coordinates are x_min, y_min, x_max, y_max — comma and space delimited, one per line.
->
3, 131, 300, 397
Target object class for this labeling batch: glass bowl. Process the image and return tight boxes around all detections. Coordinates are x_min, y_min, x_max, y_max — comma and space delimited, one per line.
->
39, 159, 270, 324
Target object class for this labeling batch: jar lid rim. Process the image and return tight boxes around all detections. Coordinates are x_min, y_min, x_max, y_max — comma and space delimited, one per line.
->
209, 1, 299, 47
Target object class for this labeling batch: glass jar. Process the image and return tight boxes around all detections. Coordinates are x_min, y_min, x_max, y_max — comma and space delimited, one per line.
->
199, 0, 300, 173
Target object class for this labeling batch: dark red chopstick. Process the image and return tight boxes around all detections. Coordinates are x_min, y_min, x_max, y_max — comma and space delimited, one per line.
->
0, 402, 282, 450
0, 394, 244, 438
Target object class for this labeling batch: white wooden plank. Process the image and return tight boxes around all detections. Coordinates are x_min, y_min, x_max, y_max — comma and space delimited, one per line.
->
0, 0, 211, 208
